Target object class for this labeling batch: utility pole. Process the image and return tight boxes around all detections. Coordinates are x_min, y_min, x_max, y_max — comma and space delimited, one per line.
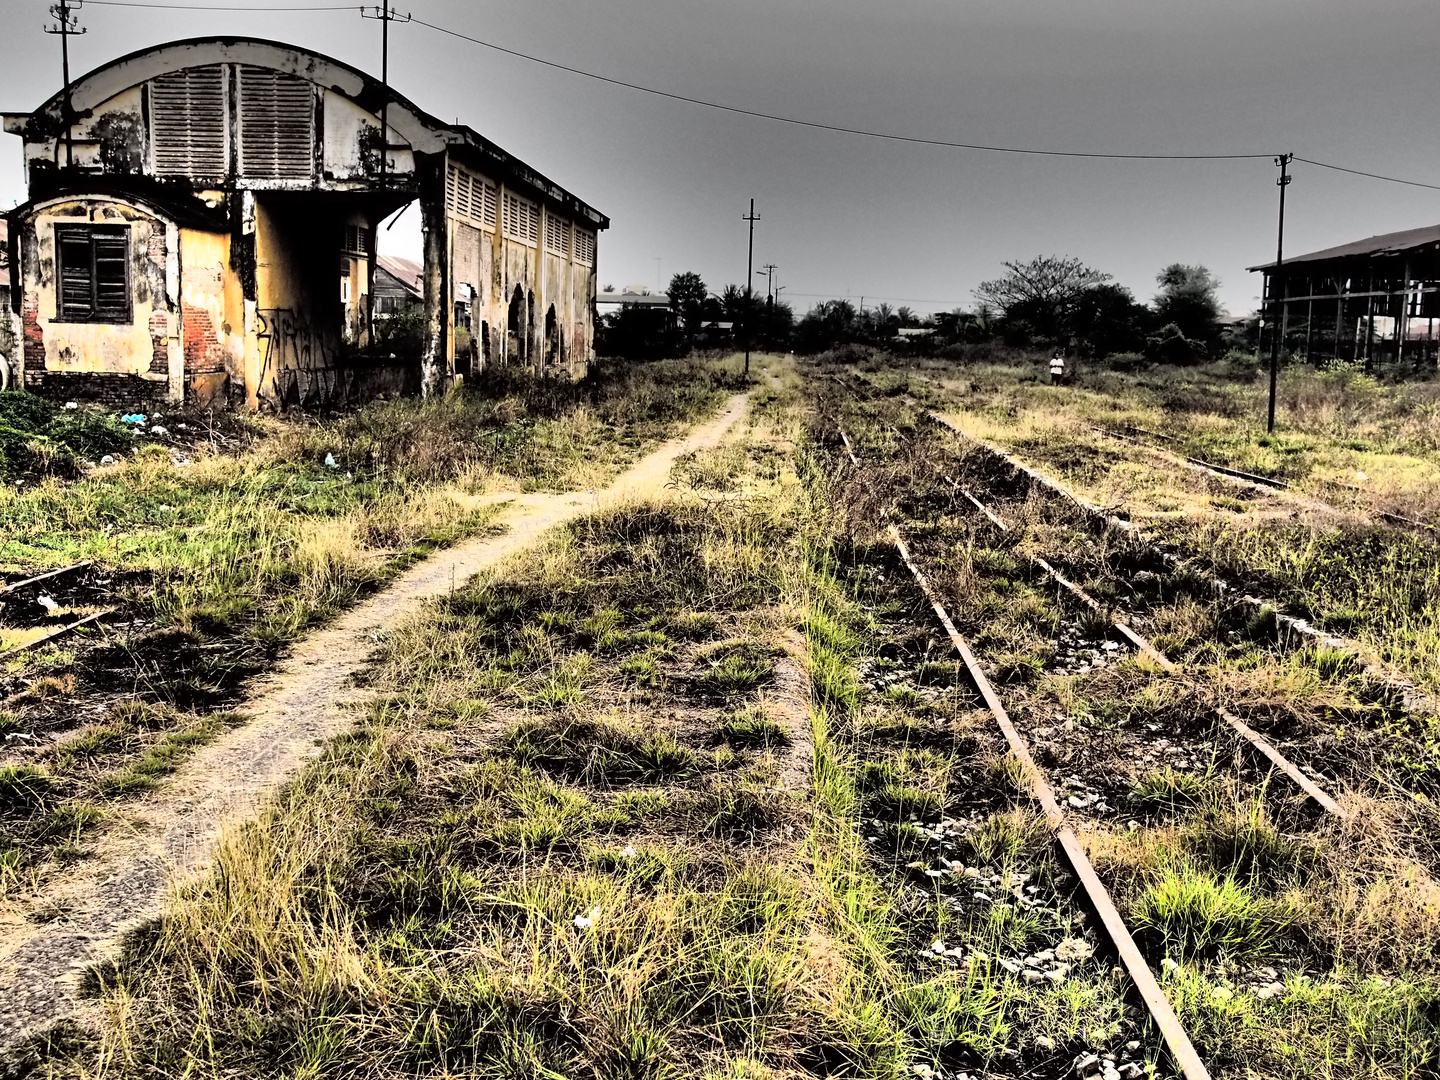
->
45, 0, 85, 170
743, 199, 759, 374
758, 263, 777, 304
362, 5, 411, 188
1266, 153, 1293, 434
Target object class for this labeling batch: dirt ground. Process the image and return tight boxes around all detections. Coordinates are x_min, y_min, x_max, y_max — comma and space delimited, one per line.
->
0, 393, 751, 1050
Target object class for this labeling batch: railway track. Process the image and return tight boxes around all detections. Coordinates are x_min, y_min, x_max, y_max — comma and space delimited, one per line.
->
829, 401, 1440, 1080
1089, 423, 1438, 536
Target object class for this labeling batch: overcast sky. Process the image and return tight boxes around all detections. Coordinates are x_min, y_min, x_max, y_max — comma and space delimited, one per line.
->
3, 0, 1439, 316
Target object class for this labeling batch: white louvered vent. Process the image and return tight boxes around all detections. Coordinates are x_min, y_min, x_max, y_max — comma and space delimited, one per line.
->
150, 66, 227, 177
446, 163, 497, 230
574, 228, 596, 266
503, 192, 540, 245
238, 66, 314, 179
545, 215, 571, 258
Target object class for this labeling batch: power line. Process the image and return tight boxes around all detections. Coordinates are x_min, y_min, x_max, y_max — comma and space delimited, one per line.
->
85, 1, 358, 9
407, 16, 1269, 162
69, 0, 1440, 190
1292, 156, 1440, 193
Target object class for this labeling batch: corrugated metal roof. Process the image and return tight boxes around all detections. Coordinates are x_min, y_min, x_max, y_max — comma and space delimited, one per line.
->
377, 255, 423, 297
595, 291, 670, 307
1249, 223, 1440, 272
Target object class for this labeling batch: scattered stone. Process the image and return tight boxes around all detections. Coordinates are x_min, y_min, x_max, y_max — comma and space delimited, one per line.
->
1056, 938, 1094, 962
1074, 1052, 1101, 1076
1036, 1036, 1056, 1051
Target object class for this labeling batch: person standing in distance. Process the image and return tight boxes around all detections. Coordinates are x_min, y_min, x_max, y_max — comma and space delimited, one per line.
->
1049, 350, 1066, 385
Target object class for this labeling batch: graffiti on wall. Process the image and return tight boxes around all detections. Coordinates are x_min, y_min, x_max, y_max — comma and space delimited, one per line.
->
257, 306, 342, 405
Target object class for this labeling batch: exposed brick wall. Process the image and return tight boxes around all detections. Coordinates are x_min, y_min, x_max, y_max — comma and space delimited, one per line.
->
149, 310, 169, 375
26, 370, 168, 406
182, 304, 224, 376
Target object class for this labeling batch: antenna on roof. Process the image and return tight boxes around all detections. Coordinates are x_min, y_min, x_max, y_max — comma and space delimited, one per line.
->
44, 0, 85, 169
361, 4, 412, 188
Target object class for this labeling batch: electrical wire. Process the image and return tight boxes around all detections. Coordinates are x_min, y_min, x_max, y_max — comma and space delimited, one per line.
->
1292, 156, 1440, 193
84, 1, 359, 9
408, 16, 1269, 162
68, 0, 1440, 189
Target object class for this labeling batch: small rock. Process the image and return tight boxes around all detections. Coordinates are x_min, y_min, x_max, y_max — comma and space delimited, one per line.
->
911, 1066, 933, 1080
1073, 1052, 1101, 1076
1161, 957, 1181, 975
1023, 969, 1046, 983
1211, 987, 1233, 1002
931, 939, 946, 955
1036, 1035, 1055, 1051
100, 455, 114, 464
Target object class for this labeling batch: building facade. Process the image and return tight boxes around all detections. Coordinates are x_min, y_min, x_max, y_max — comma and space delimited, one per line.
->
1, 36, 606, 408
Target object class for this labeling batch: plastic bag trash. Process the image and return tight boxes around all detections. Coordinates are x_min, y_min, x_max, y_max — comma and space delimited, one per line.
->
37, 595, 60, 614
573, 905, 601, 929
149, 425, 169, 437
324, 453, 339, 468
100, 455, 114, 465
64, 401, 78, 410
120, 413, 146, 424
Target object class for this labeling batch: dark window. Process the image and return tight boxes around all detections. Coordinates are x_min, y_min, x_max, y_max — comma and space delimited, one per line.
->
56, 225, 132, 323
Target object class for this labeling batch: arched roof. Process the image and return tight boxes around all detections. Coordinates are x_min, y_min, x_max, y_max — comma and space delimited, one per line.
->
11, 36, 607, 227
28, 36, 450, 153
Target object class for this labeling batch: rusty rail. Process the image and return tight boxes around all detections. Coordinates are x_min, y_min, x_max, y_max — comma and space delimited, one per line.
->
0, 609, 116, 661
930, 411, 1438, 717
890, 526, 1213, 1080
949, 477, 1347, 819
0, 562, 91, 596
838, 423, 1209, 1079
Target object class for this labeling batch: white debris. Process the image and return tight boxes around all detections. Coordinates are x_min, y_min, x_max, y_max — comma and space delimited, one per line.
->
37, 595, 60, 614
573, 905, 601, 929
324, 452, 339, 468
100, 455, 114, 465
620, 845, 637, 859
64, 401, 78, 410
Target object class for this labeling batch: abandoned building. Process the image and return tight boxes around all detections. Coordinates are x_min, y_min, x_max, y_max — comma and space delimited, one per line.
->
1, 36, 607, 407
1252, 224, 1440, 370
374, 254, 422, 317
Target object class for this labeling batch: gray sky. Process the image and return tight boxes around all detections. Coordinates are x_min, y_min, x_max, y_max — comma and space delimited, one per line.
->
3, 0, 1438, 316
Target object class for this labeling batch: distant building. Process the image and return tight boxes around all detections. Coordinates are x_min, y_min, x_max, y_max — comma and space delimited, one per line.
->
374, 255, 423, 317
2, 36, 607, 408
1251, 224, 1440, 367
595, 288, 672, 315
0, 218, 14, 387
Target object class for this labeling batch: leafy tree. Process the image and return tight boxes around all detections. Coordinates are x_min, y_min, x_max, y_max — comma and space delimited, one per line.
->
795, 299, 859, 353
974, 256, 1112, 340
895, 306, 917, 328
1070, 283, 1150, 358
667, 271, 708, 332
1153, 264, 1222, 348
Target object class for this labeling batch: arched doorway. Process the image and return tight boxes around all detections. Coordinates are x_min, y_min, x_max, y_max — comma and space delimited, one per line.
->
526, 291, 536, 365
507, 284, 524, 364
544, 305, 559, 367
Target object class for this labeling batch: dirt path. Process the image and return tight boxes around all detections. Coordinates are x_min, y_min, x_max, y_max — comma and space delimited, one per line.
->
0, 393, 750, 1050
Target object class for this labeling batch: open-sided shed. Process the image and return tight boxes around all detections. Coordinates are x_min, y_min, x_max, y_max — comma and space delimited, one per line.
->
1250, 224, 1440, 370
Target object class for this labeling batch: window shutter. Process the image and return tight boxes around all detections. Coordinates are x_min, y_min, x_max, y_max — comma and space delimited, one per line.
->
58, 232, 94, 320
56, 226, 131, 323
238, 66, 314, 179
151, 66, 227, 177
93, 234, 130, 321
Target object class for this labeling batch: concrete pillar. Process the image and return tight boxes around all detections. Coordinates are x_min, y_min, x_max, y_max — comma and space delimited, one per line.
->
418, 152, 448, 397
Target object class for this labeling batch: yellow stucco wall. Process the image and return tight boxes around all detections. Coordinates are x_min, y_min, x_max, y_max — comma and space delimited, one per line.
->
20, 197, 180, 398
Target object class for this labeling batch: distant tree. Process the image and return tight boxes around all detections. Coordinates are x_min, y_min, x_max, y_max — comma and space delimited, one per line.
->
1070, 283, 1151, 358
795, 299, 859, 353
975, 256, 1112, 341
1153, 264, 1222, 349
896, 306, 917, 328
667, 271, 708, 333
596, 304, 681, 360
757, 298, 795, 350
